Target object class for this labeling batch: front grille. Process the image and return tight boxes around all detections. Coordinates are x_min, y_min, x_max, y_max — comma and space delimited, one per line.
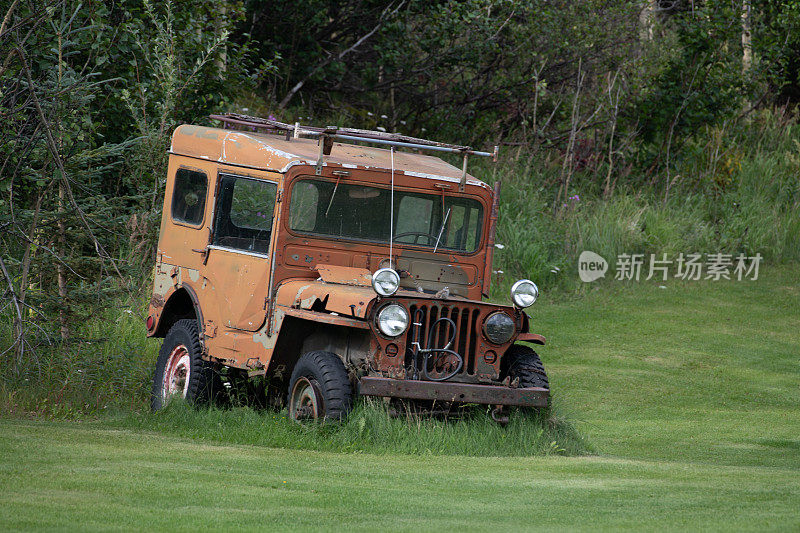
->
407, 303, 480, 377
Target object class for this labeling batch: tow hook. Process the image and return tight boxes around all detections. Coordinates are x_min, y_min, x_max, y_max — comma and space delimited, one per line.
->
490, 405, 509, 426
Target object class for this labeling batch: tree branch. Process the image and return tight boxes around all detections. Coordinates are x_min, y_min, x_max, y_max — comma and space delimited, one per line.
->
278, 1, 406, 109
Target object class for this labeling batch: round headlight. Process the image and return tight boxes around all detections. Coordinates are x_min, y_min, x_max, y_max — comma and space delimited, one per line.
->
376, 304, 409, 337
511, 279, 539, 308
483, 312, 515, 345
372, 267, 400, 296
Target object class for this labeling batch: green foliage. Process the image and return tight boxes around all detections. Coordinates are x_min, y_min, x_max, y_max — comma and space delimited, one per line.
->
635, 1, 747, 143
487, 110, 800, 299
0, 0, 258, 371
0, 298, 158, 417
117, 398, 588, 457
752, 0, 800, 102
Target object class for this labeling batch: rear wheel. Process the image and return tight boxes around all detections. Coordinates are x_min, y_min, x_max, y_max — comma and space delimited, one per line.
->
151, 319, 218, 410
288, 351, 352, 421
502, 344, 549, 389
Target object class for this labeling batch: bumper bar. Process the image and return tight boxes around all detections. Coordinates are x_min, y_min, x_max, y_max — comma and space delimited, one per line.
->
358, 377, 549, 407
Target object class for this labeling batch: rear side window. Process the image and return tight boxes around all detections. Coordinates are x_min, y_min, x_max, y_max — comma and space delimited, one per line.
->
213, 175, 278, 254
172, 169, 208, 226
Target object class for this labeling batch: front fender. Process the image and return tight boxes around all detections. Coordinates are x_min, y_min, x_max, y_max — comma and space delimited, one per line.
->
275, 279, 377, 318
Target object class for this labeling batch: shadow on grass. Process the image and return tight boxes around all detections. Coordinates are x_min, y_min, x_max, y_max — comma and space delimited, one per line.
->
109, 396, 592, 457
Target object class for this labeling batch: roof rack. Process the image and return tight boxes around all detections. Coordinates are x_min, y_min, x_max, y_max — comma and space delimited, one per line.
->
209, 113, 498, 191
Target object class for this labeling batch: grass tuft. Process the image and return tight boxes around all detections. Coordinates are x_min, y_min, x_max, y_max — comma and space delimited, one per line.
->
111, 397, 591, 457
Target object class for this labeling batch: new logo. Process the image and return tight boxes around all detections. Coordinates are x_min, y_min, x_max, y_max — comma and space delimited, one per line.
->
578, 251, 608, 282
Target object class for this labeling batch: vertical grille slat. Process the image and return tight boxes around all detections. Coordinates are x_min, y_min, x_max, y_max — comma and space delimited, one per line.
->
458, 309, 470, 373
468, 310, 479, 374
406, 301, 481, 380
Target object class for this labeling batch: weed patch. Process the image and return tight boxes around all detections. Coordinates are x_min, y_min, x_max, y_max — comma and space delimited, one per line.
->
110, 397, 591, 457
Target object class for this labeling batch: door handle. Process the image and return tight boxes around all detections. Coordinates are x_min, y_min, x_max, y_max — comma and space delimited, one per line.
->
191, 248, 210, 265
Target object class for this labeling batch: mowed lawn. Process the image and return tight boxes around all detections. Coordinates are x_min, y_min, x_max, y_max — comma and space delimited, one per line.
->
1, 267, 799, 530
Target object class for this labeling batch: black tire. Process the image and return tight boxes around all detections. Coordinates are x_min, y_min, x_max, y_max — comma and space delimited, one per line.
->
151, 319, 217, 410
501, 344, 549, 389
287, 351, 352, 421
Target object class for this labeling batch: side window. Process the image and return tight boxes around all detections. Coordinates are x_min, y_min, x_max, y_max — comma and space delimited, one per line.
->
172, 169, 207, 226
212, 175, 277, 254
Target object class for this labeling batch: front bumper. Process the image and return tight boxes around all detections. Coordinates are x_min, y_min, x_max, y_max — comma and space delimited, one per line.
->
358, 376, 549, 407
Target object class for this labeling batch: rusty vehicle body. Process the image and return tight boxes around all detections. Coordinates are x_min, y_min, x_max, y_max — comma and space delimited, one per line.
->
146, 114, 549, 420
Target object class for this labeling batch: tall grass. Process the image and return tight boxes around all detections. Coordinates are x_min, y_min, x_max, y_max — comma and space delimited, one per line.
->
113, 397, 590, 457
484, 110, 800, 300
1, 300, 159, 417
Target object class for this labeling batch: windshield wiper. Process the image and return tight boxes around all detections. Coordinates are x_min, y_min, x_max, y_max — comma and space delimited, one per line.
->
433, 207, 451, 253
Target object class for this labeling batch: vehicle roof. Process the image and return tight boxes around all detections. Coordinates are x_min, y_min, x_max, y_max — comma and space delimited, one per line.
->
170, 125, 491, 190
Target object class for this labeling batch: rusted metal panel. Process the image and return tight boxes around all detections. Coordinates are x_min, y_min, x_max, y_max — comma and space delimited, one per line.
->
369, 295, 525, 382
316, 264, 372, 286
202, 247, 272, 331
358, 377, 549, 407
482, 180, 501, 297
517, 333, 546, 345
276, 279, 375, 318
282, 306, 370, 329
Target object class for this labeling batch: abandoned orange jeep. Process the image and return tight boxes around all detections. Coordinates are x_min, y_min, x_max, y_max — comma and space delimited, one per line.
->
146, 114, 548, 422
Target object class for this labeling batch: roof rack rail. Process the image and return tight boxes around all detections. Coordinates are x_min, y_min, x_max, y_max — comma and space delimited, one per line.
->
209, 113, 498, 191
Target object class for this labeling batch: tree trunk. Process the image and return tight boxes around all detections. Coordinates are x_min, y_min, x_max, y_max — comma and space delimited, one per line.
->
58, 182, 68, 340
56, 27, 68, 340
741, 0, 752, 75
639, 0, 657, 42
18, 187, 44, 308
216, 5, 228, 74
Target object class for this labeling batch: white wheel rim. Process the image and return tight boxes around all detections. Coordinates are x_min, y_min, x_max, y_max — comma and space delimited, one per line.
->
289, 377, 323, 420
163, 344, 191, 402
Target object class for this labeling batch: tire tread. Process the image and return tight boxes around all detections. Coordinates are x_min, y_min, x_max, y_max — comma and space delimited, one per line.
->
151, 319, 217, 410
288, 350, 352, 420
502, 344, 549, 390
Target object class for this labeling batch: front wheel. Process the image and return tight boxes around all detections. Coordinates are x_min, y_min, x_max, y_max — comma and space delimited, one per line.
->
288, 351, 352, 421
151, 319, 217, 410
501, 344, 549, 390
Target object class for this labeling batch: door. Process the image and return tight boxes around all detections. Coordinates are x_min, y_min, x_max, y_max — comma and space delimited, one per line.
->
204, 173, 279, 331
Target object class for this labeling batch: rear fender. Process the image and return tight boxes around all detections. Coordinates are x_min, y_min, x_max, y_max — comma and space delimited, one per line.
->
151, 285, 203, 338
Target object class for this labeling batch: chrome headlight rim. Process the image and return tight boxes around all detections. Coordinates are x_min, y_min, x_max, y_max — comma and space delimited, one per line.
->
483, 311, 516, 345
372, 267, 400, 297
511, 279, 539, 308
375, 303, 409, 338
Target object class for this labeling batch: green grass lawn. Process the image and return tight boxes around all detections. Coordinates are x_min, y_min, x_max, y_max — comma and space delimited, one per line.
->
1, 267, 799, 530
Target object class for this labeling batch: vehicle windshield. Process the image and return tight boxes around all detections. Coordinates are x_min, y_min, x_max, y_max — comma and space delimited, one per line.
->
288, 178, 485, 253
